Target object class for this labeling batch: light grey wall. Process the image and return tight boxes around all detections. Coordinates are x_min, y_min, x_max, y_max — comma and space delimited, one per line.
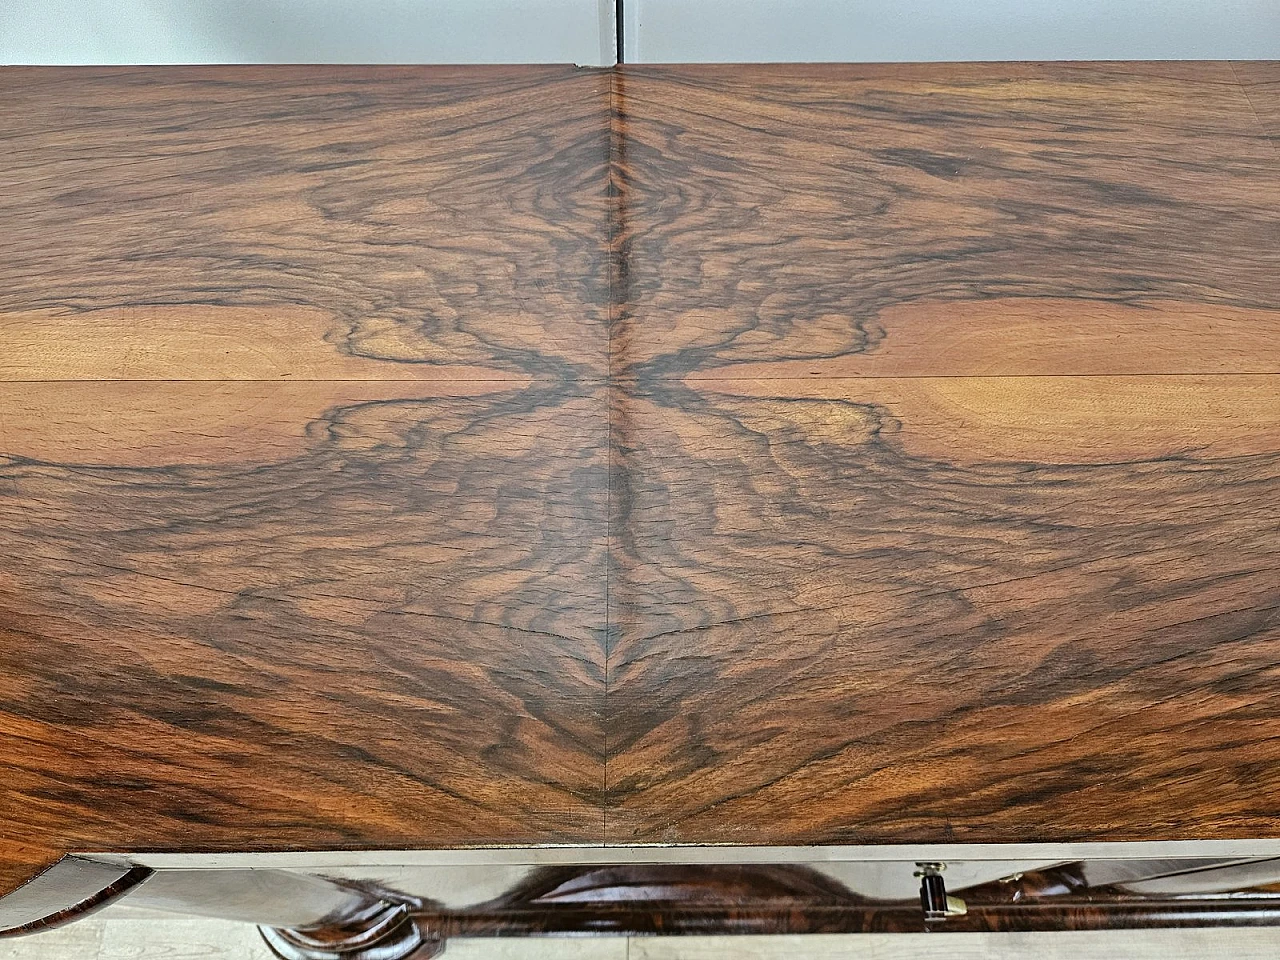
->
622, 0, 1280, 62
0, 0, 616, 66
3, 1, 1275, 68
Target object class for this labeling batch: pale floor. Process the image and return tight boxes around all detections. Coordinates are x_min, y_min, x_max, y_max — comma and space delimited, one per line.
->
2, 907, 1279, 960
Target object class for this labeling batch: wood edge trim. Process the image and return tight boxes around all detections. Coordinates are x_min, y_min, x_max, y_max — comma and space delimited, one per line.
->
0, 858, 152, 938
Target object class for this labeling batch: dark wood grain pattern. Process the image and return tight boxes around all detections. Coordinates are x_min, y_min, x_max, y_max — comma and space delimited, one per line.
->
2, 63, 1280, 908
0, 66, 612, 901
606, 62, 1280, 845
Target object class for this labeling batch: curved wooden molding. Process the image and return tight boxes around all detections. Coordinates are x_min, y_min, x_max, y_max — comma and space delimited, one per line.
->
0, 857, 150, 937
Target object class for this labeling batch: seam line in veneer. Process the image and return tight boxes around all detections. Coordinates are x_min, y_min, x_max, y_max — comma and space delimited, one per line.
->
0, 378, 581, 384
1, 375, 1276, 384
603, 65, 620, 844
1230, 61, 1280, 161
680, 373, 1280, 380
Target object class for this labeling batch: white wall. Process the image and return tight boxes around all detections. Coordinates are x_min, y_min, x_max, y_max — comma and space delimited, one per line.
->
3, 1, 1275, 68
622, 0, 1280, 63
0, 0, 616, 66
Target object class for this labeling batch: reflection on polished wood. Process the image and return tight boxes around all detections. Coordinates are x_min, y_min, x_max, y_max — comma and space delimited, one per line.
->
248, 859, 1280, 956
393, 863, 1280, 938
2, 62, 1280, 918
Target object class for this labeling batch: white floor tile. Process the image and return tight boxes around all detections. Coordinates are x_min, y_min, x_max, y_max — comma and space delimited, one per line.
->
0, 917, 102, 959
448, 938, 629, 959
7, 916, 1280, 959
99, 915, 272, 959
630, 928, 1280, 960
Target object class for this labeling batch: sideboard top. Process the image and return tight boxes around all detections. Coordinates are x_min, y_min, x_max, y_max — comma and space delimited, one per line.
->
2, 62, 1278, 900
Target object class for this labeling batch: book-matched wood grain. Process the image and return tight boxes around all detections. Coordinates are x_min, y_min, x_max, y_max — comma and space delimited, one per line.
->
605, 64, 1280, 843
1, 63, 1279, 903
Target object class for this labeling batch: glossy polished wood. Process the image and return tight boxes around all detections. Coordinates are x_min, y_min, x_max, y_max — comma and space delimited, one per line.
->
264, 863, 1280, 946
606, 62, 1280, 845
0, 65, 612, 903
2, 63, 1279, 908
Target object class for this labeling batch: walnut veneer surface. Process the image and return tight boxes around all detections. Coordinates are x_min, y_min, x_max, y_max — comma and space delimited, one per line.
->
1, 63, 1278, 899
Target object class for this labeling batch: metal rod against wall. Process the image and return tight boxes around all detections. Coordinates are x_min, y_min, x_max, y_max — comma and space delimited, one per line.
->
616, 0, 625, 63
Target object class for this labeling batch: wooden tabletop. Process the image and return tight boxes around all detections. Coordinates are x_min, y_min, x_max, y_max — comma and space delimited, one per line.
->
1, 63, 1278, 899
